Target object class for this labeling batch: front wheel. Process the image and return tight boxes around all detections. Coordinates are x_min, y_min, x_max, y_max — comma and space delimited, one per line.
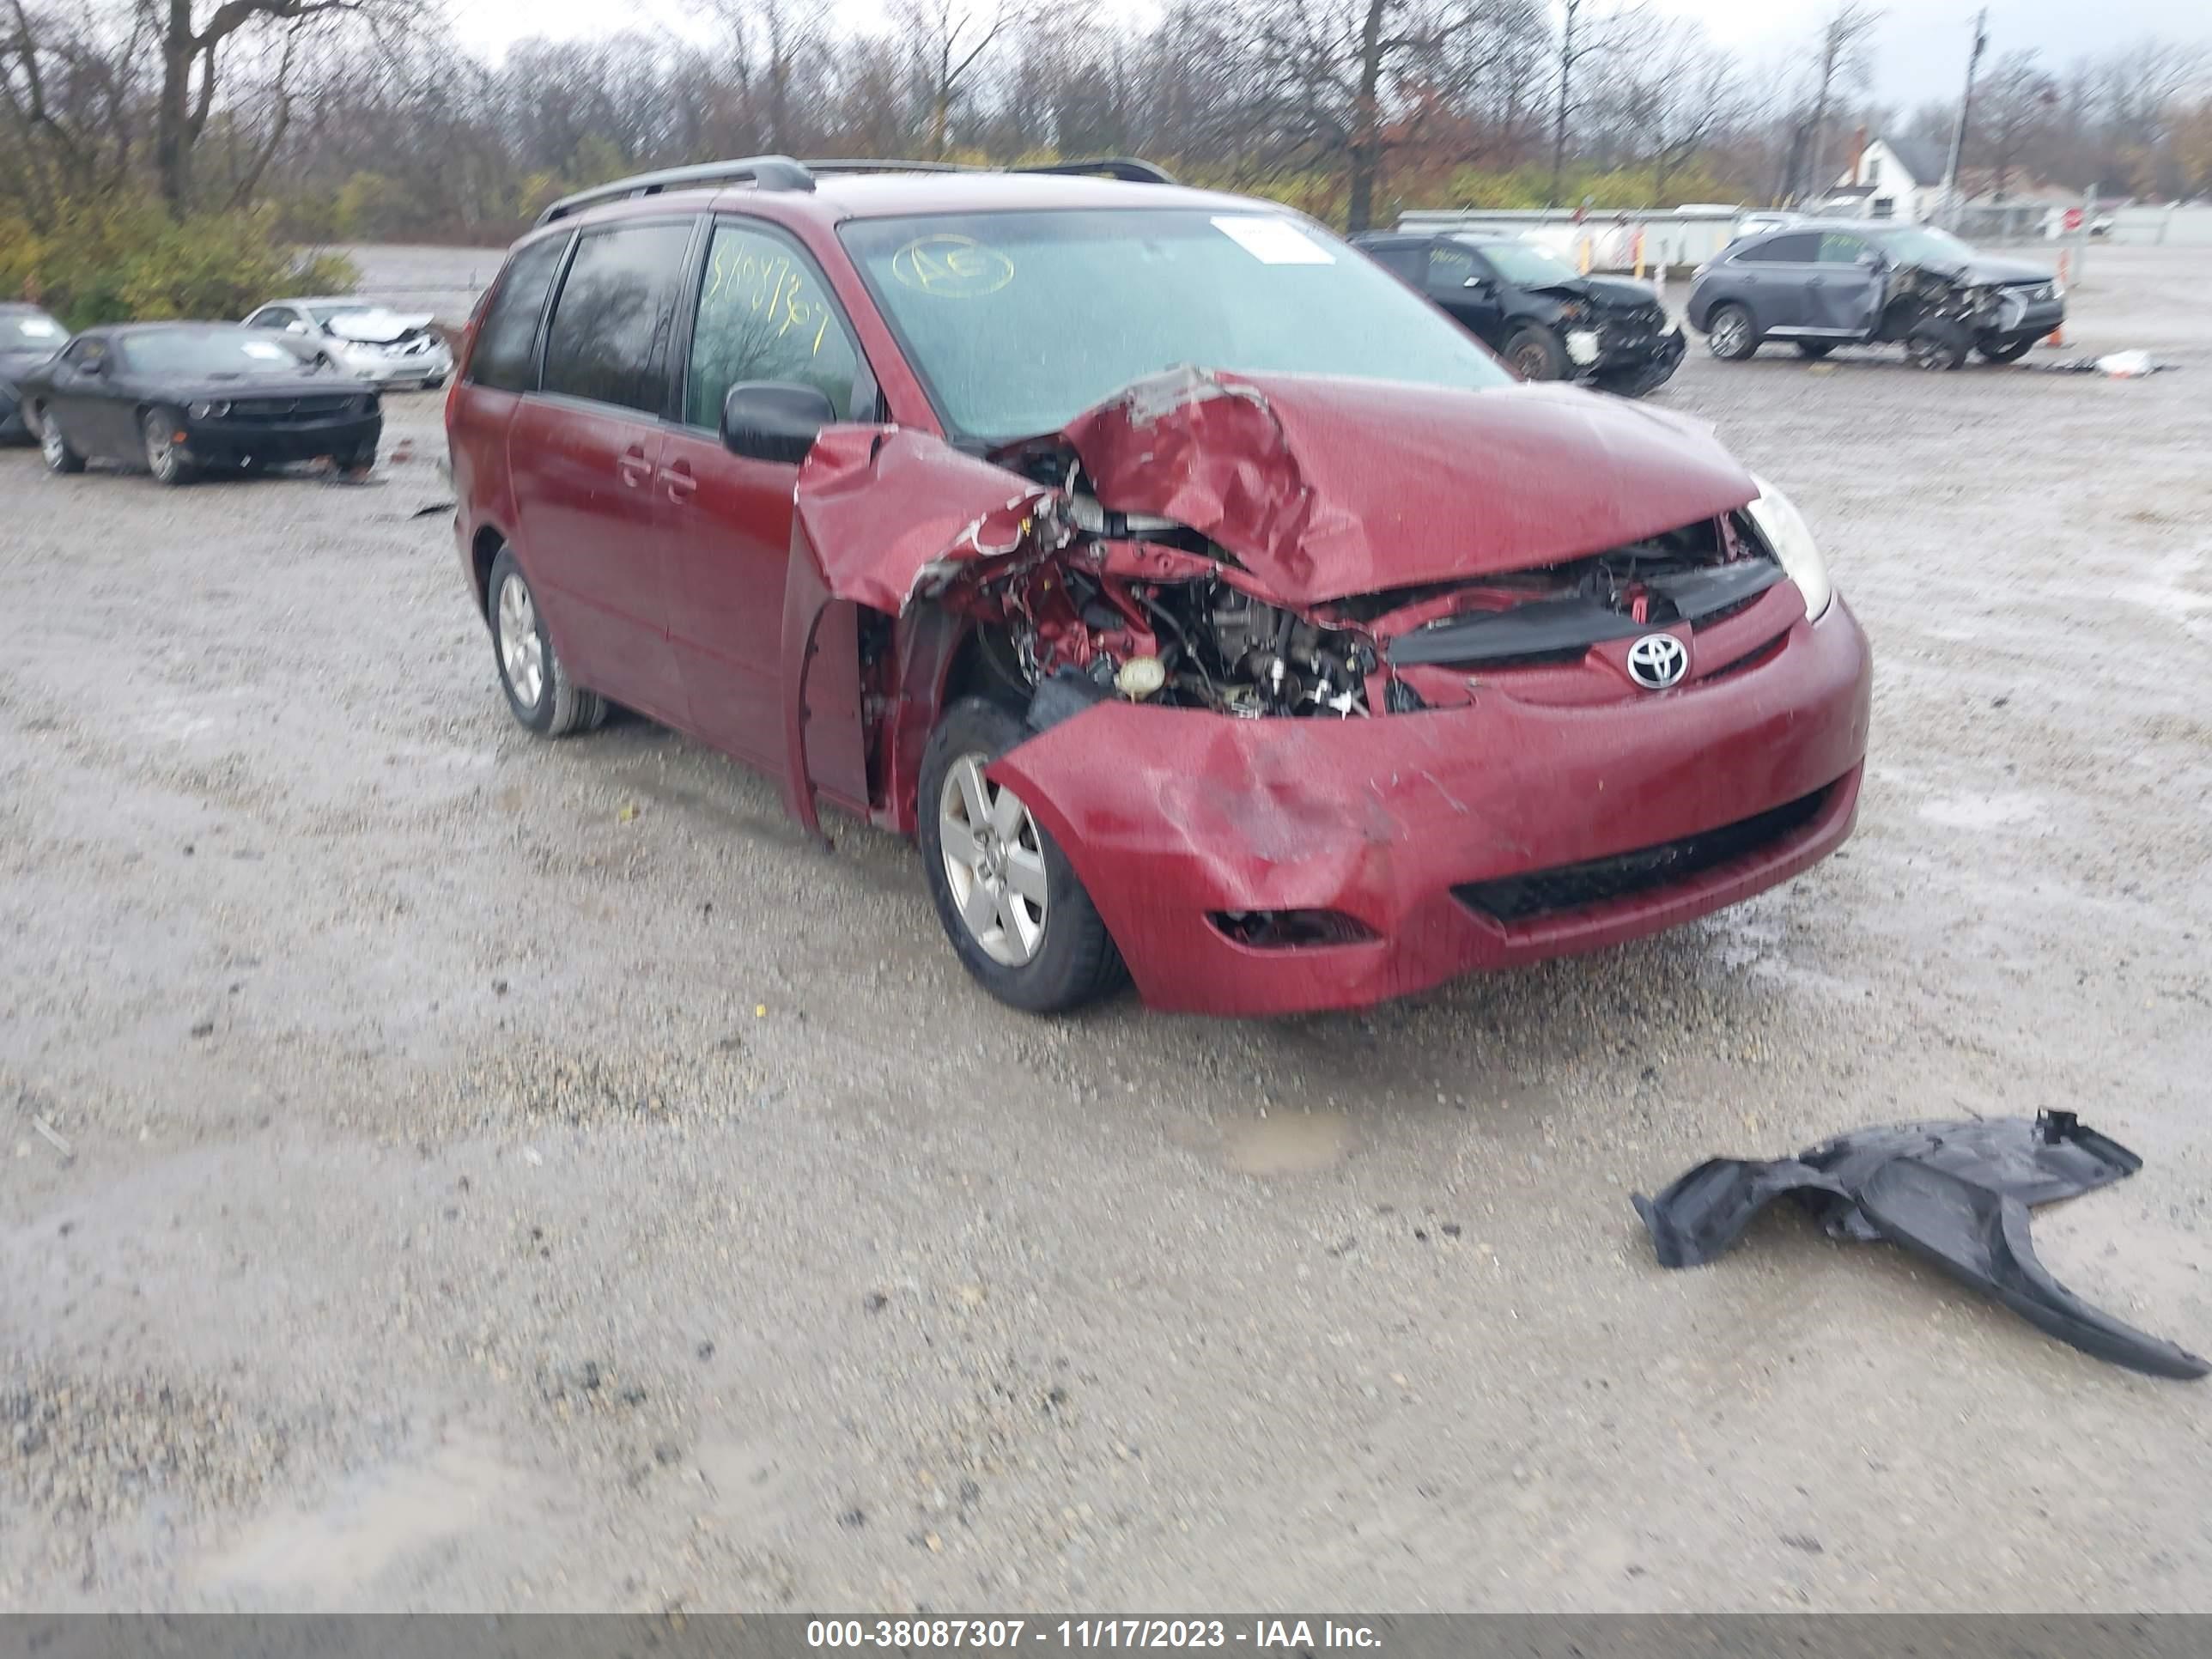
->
1502, 324, 1570, 381
918, 696, 1125, 1014
486, 548, 603, 737
143, 409, 196, 486
39, 408, 84, 475
1906, 319, 1972, 372
1977, 335, 2038, 364
1705, 303, 1759, 361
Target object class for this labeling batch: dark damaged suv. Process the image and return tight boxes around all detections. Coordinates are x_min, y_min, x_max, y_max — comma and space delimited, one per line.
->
447, 157, 1870, 1016
1355, 229, 1684, 395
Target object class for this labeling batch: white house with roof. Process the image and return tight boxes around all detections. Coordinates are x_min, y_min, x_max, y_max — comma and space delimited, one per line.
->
1826, 136, 1949, 222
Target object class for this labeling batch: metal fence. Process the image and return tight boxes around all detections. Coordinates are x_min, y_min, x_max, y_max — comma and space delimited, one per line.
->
1395, 207, 1741, 273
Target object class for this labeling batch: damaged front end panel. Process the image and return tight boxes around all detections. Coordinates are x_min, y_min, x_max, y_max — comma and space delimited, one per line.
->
781, 367, 1790, 831
1635, 1111, 2209, 1381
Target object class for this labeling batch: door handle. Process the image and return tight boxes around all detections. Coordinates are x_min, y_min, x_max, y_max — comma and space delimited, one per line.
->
660, 461, 697, 503
616, 447, 653, 489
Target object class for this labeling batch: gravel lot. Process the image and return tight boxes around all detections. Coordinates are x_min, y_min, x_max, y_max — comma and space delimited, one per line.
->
3, 243, 2209, 1613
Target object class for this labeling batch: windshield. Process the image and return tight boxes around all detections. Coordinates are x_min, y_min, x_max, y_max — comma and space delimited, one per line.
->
3, 311, 65, 349
1870, 225, 1976, 267
841, 207, 1513, 441
120, 330, 324, 376
1462, 238, 1582, 288
308, 305, 369, 326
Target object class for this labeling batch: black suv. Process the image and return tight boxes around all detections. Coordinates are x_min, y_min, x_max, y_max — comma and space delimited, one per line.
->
1686, 220, 2064, 370
1354, 229, 1684, 396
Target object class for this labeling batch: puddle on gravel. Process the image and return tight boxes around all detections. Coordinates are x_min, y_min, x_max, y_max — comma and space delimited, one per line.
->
192, 1428, 534, 1604
1218, 1109, 1355, 1177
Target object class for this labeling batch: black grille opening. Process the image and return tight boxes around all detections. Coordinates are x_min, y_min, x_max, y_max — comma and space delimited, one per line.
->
1453, 787, 1831, 926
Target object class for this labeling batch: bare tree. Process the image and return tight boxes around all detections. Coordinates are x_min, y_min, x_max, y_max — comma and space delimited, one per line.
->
894, 0, 1042, 158
1773, 2, 1878, 204
151, 0, 430, 215
1972, 48, 2056, 197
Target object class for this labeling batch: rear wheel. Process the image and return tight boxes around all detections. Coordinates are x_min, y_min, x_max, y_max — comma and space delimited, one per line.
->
918, 696, 1125, 1014
1977, 335, 2037, 364
39, 408, 84, 475
1502, 324, 1570, 381
142, 409, 196, 486
1795, 340, 1835, 360
487, 548, 602, 737
1705, 303, 1759, 361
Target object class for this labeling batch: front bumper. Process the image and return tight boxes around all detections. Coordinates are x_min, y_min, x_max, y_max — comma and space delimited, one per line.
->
989, 599, 1872, 1016
1576, 319, 1686, 386
1988, 294, 2063, 337
344, 349, 453, 388
180, 410, 382, 465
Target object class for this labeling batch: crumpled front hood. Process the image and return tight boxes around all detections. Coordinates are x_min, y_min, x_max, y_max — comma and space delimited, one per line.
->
795, 367, 1759, 614
1954, 254, 2056, 287
1528, 275, 1662, 312
325, 308, 436, 343
1054, 368, 1756, 604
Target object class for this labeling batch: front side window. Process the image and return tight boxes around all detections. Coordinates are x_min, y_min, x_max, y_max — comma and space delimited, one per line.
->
118, 330, 323, 375
1426, 243, 1476, 288
1462, 238, 1582, 288
841, 208, 1512, 442
1817, 234, 1870, 264
542, 221, 694, 414
470, 234, 568, 393
684, 222, 861, 429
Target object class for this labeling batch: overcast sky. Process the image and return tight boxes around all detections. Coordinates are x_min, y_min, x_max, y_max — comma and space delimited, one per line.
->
451, 0, 2212, 115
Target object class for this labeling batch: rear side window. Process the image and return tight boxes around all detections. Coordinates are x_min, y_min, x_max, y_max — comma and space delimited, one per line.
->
684, 221, 861, 428
470, 235, 567, 392
1735, 233, 1819, 264
541, 222, 694, 414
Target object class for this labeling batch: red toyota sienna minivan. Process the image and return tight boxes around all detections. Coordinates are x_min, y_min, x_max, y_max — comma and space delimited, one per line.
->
447, 157, 1871, 1017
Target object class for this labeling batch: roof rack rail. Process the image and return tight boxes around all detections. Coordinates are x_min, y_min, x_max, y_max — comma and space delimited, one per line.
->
535, 155, 816, 227
1014, 157, 1179, 185
802, 158, 981, 176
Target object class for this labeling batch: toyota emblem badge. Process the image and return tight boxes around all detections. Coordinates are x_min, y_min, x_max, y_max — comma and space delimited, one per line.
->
1626, 633, 1689, 690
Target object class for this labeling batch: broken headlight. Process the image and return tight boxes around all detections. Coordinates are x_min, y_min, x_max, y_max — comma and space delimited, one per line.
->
1743, 475, 1832, 621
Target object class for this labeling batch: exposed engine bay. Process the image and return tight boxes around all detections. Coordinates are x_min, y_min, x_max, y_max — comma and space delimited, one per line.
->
940, 453, 1781, 721
1876, 263, 2055, 342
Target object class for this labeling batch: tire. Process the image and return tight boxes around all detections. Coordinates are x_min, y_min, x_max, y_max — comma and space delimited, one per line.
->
1705, 302, 1759, 361
1905, 319, 1972, 372
1591, 361, 1675, 398
38, 407, 84, 475
918, 696, 1126, 1014
1977, 335, 2037, 364
1795, 340, 1835, 360
486, 548, 602, 737
142, 408, 196, 486
1502, 324, 1571, 382
339, 441, 377, 471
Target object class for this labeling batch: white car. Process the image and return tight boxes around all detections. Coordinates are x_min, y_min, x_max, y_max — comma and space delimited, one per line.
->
1729, 210, 1802, 244
243, 297, 454, 390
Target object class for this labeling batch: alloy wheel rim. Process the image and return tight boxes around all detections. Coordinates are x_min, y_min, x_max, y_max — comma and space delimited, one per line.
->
1711, 313, 1745, 356
1513, 342, 1551, 379
497, 574, 546, 708
40, 419, 64, 467
938, 753, 1048, 968
145, 420, 175, 479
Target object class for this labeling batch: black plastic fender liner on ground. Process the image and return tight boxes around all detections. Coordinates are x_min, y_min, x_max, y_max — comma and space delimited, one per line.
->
1632, 1111, 2209, 1381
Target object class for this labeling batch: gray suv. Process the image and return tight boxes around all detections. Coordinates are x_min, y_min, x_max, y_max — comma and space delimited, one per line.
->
1686, 221, 2064, 371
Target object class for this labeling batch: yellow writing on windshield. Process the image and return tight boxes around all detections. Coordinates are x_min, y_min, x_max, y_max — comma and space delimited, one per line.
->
890, 234, 1016, 297
704, 239, 833, 356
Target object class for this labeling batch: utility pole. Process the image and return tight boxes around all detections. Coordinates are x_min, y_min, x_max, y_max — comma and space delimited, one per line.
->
1938, 8, 1988, 229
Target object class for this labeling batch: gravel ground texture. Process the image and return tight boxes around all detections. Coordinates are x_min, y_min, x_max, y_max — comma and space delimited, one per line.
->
3, 243, 2209, 1613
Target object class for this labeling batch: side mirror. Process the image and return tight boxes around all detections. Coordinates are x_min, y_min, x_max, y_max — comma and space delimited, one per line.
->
286, 320, 311, 335
721, 381, 836, 465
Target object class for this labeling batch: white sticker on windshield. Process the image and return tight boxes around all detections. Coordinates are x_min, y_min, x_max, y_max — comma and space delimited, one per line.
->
1211, 216, 1334, 266
242, 340, 289, 359
21, 319, 61, 337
